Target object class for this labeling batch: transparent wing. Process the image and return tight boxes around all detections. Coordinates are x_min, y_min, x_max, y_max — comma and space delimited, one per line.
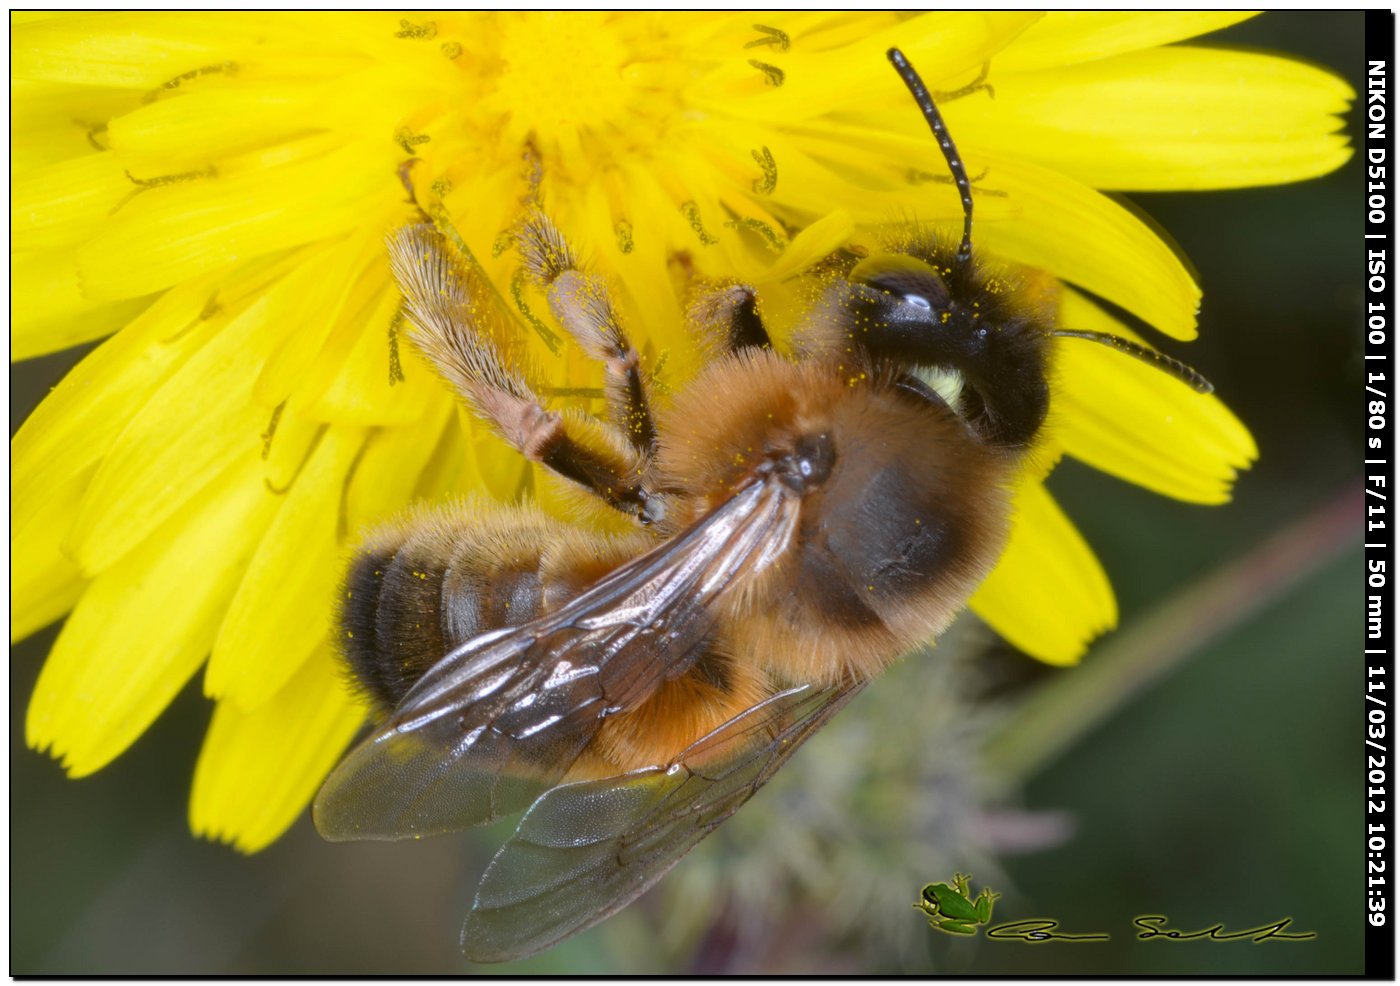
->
461, 679, 867, 963
314, 477, 799, 841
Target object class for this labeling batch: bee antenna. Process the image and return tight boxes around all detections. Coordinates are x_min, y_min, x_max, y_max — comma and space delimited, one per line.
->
1053, 329, 1215, 394
887, 47, 974, 266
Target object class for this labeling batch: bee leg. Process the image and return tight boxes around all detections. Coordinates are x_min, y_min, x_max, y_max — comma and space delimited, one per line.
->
389, 224, 669, 525
476, 385, 667, 525
516, 210, 660, 459
687, 283, 772, 355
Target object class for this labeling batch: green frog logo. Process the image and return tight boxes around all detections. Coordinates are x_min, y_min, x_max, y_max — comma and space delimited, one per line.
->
914, 873, 1000, 935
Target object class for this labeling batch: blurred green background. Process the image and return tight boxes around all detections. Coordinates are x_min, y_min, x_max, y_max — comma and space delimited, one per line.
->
10, 12, 1367, 975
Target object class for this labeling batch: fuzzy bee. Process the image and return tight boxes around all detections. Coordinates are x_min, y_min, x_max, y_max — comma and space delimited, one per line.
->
313, 48, 1211, 962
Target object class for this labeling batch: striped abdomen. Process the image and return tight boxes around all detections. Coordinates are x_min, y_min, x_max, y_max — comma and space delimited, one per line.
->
339, 504, 648, 716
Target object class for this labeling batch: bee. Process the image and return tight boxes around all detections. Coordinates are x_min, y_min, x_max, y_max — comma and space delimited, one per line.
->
313, 48, 1213, 962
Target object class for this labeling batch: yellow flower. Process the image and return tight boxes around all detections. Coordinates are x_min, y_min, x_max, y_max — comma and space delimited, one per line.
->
12, 12, 1352, 853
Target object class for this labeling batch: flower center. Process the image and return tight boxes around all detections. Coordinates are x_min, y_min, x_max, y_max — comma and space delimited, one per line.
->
492, 14, 638, 159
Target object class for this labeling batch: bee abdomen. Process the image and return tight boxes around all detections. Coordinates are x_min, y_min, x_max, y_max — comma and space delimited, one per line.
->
341, 544, 405, 710
340, 515, 550, 716
339, 507, 651, 718
342, 539, 452, 717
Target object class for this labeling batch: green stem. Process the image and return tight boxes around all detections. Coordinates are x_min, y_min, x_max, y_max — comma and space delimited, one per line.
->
983, 480, 1362, 786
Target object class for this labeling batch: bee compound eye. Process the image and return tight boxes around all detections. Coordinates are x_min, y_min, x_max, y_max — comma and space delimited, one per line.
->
850, 253, 950, 311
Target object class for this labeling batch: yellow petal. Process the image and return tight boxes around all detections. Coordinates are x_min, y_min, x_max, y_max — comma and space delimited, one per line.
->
12, 149, 135, 252
26, 453, 279, 777
745, 126, 1185, 343
11, 79, 143, 173
664, 12, 893, 62
66, 280, 292, 573
761, 209, 854, 284
742, 117, 993, 227
100, 64, 413, 178
343, 398, 458, 533
394, 404, 473, 507
1050, 289, 1257, 504
606, 163, 696, 355
104, 88, 307, 176
459, 415, 531, 504
207, 425, 365, 709
209, 398, 463, 709
191, 645, 365, 853
12, 13, 229, 88
12, 12, 301, 88
12, 470, 89, 643
944, 47, 1354, 190
258, 401, 323, 491
75, 139, 393, 300
13, 255, 292, 533
969, 481, 1116, 665
993, 12, 1258, 72
960, 149, 1200, 339
10, 249, 156, 359
10, 11, 80, 25
578, 180, 689, 379
286, 275, 433, 427
696, 12, 1040, 121
251, 234, 381, 408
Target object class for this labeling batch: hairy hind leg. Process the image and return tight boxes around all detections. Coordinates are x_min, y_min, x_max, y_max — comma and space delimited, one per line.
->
389, 224, 671, 525
515, 211, 661, 457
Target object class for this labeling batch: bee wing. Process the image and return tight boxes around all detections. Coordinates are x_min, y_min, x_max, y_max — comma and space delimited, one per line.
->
314, 477, 799, 841
460, 678, 867, 963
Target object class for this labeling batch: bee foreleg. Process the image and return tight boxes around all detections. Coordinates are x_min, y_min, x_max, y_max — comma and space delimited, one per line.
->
517, 211, 659, 459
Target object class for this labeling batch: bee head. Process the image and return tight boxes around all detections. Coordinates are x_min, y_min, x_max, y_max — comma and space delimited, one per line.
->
817, 47, 1214, 451
837, 248, 1054, 449
829, 49, 1054, 449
